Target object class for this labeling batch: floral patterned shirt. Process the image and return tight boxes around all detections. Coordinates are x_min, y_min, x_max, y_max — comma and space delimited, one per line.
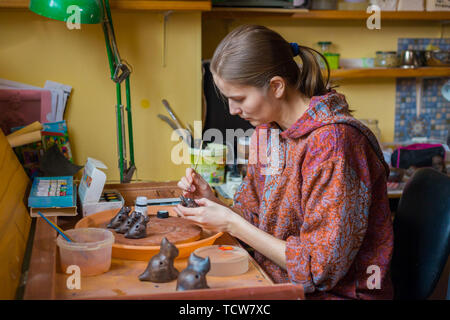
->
233, 90, 394, 300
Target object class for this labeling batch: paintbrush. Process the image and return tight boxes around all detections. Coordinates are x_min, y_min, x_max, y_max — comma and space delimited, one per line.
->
188, 139, 204, 193
37, 211, 75, 242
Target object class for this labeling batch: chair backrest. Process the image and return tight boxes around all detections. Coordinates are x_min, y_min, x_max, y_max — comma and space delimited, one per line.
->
391, 168, 450, 299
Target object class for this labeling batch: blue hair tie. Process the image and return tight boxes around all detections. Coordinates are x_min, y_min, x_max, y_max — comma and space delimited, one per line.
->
290, 42, 300, 57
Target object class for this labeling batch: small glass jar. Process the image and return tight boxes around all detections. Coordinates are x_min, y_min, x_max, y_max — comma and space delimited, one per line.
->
375, 51, 399, 68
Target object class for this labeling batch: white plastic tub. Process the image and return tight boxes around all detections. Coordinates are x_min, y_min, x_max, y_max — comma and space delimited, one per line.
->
56, 228, 114, 277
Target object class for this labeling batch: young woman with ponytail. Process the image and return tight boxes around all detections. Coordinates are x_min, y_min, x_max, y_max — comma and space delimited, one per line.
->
175, 25, 394, 300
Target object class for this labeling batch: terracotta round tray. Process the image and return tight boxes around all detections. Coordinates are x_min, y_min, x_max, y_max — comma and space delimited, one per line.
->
75, 205, 223, 261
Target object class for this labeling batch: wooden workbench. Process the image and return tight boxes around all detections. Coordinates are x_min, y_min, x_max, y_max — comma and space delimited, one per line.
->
22, 182, 304, 300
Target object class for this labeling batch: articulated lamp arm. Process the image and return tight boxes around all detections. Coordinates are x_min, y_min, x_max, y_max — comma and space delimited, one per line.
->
101, 0, 136, 183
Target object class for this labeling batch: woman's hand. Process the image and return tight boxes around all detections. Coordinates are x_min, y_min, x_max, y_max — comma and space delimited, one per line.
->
175, 197, 287, 270
174, 198, 237, 234
177, 167, 217, 202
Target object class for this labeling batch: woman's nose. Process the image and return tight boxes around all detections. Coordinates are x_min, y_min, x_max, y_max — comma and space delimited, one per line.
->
228, 101, 241, 116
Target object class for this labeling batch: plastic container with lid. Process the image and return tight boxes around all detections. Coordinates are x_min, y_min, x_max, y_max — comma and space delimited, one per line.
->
56, 228, 114, 276
317, 41, 340, 70
324, 53, 340, 70
193, 245, 249, 277
189, 143, 227, 186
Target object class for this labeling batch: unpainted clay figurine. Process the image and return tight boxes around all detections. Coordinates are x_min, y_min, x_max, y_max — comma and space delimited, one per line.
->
139, 237, 179, 283
116, 211, 148, 234
180, 195, 199, 208
107, 206, 131, 229
125, 214, 149, 239
176, 253, 210, 291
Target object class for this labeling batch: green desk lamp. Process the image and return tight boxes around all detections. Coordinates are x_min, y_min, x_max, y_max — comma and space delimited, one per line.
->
30, 0, 136, 183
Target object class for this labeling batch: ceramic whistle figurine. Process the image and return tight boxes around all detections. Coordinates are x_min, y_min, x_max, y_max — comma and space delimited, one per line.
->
107, 206, 131, 229
176, 253, 210, 291
139, 237, 179, 283
125, 214, 149, 239
180, 195, 199, 208
116, 211, 147, 234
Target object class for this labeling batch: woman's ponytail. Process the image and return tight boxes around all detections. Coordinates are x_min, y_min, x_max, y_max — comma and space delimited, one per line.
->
296, 45, 330, 97
211, 25, 330, 99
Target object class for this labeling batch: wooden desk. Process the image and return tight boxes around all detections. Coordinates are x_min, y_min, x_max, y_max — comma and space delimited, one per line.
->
23, 182, 304, 300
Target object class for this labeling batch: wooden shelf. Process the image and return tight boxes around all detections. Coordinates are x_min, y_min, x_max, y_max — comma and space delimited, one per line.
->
204, 8, 450, 20
0, 0, 212, 11
327, 67, 450, 80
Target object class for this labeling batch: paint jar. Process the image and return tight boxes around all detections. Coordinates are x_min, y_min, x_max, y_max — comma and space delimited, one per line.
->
57, 228, 114, 276
135, 196, 148, 216
189, 143, 227, 186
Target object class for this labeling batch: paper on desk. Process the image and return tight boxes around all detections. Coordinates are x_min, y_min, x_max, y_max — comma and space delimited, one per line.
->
45, 80, 72, 121
0, 78, 72, 122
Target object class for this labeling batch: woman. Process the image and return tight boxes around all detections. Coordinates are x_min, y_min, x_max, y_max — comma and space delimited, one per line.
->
175, 25, 394, 300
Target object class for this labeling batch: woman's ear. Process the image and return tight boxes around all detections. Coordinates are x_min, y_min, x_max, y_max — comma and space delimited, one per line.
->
269, 76, 286, 99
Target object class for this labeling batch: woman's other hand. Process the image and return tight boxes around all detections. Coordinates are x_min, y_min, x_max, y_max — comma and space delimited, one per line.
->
174, 198, 237, 233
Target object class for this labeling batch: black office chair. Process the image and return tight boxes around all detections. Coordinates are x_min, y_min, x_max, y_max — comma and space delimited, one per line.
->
391, 167, 450, 300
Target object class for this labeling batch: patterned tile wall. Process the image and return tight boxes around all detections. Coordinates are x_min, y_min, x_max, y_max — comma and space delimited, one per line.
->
395, 38, 450, 143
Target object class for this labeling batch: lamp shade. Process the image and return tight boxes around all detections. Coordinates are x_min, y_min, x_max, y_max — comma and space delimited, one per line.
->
29, 0, 103, 24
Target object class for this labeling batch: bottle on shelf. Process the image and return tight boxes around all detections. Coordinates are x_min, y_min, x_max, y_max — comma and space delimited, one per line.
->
338, 0, 369, 10
317, 41, 340, 70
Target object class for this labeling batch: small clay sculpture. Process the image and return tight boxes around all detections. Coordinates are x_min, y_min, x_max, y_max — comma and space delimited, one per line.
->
116, 211, 148, 234
176, 253, 210, 291
180, 195, 199, 208
125, 214, 149, 239
107, 206, 131, 229
139, 237, 179, 283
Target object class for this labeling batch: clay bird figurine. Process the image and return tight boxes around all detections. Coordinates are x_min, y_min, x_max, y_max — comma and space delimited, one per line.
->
139, 237, 179, 283
176, 253, 210, 291
107, 206, 131, 229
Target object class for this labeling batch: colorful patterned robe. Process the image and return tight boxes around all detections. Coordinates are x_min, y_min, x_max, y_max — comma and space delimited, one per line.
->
233, 90, 394, 299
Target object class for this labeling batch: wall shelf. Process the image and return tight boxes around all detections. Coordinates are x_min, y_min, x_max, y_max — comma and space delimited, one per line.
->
203, 8, 450, 21
327, 67, 450, 80
0, 0, 212, 11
